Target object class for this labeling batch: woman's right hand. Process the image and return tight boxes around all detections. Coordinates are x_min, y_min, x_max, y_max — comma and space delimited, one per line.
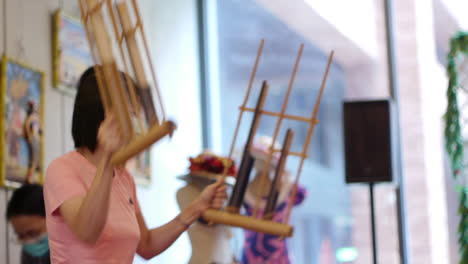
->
97, 113, 124, 155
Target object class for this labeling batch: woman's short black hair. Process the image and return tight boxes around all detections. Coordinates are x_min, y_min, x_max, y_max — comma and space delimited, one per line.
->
6, 184, 45, 219
72, 66, 105, 153
72, 66, 141, 152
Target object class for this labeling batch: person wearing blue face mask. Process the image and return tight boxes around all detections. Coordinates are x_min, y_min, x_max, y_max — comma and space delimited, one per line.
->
6, 184, 50, 264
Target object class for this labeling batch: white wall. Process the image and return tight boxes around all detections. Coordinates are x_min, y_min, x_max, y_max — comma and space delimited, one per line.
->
415, 0, 450, 261
135, 0, 203, 263
0, 0, 80, 262
439, 0, 468, 30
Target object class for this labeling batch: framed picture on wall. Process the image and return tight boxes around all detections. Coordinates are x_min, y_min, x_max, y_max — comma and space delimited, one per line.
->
126, 151, 151, 186
52, 9, 93, 95
0, 56, 45, 188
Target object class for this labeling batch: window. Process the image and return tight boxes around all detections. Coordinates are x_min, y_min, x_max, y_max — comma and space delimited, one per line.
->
200, 1, 367, 263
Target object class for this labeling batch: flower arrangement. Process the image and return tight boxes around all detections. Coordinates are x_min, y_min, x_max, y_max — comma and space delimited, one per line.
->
188, 152, 237, 177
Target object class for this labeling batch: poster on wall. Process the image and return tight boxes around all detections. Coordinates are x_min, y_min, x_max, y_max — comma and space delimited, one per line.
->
126, 150, 151, 186
53, 9, 93, 95
0, 56, 44, 188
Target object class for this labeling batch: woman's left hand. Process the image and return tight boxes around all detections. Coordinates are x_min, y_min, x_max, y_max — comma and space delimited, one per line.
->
195, 178, 228, 212
176, 178, 227, 229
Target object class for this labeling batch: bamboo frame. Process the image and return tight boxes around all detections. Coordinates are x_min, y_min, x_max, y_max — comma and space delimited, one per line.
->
283, 51, 334, 224
79, 0, 175, 166
218, 39, 265, 185
240, 107, 313, 123
253, 44, 304, 217
228, 39, 265, 158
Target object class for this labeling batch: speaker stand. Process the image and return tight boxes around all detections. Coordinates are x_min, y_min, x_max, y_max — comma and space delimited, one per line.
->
369, 182, 378, 264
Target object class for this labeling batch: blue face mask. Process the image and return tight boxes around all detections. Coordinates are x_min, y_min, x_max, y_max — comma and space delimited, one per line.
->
22, 233, 49, 257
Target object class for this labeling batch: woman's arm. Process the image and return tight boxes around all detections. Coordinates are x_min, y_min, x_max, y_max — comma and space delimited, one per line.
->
58, 115, 121, 244
59, 155, 114, 244
136, 180, 227, 259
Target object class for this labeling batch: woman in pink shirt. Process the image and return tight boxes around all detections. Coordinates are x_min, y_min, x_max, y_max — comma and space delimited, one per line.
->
44, 67, 227, 263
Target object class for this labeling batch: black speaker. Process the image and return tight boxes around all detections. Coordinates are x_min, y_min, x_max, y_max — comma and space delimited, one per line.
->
343, 100, 394, 183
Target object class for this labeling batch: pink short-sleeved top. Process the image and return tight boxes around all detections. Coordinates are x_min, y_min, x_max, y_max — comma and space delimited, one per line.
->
44, 151, 141, 264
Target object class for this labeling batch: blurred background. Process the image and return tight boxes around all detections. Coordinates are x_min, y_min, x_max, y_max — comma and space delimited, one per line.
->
0, 0, 467, 263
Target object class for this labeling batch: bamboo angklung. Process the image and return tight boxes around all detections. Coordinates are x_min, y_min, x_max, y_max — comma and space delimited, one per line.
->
202, 41, 334, 238
78, 0, 176, 165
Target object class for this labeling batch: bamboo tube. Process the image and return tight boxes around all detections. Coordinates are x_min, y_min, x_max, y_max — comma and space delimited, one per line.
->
116, 2, 146, 89
109, 63, 136, 141
130, 0, 166, 121
202, 209, 293, 237
84, 0, 133, 142
106, 0, 146, 134
84, 0, 112, 63
111, 120, 176, 165
217, 40, 265, 191
79, 1, 110, 112
226, 82, 269, 214
116, 2, 158, 126
264, 129, 294, 220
